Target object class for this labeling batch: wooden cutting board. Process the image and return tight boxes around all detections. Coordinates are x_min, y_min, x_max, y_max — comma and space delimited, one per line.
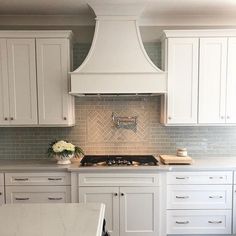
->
160, 155, 193, 165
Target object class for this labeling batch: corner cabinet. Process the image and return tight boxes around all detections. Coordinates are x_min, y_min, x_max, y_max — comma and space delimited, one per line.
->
0, 31, 74, 127
78, 173, 160, 236
161, 30, 236, 126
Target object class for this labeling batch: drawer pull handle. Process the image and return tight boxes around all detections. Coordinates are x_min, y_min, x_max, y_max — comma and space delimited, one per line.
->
209, 195, 223, 199
15, 197, 30, 201
209, 176, 223, 179
176, 196, 189, 199
48, 197, 63, 201
176, 221, 189, 224
176, 177, 189, 180
208, 220, 222, 224
48, 178, 62, 181
14, 178, 29, 181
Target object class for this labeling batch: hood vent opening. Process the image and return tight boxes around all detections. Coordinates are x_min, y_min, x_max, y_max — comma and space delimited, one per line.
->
70, 0, 167, 96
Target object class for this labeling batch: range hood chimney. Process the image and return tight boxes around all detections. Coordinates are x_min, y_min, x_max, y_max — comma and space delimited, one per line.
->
70, 0, 167, 96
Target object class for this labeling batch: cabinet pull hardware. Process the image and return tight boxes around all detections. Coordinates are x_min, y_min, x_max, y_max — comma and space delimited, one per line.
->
48, 178, 62, 181
114, 193, 118, 196
176, 177, 189, 180
208, 220, 222, 224
227, 116, 230, 119
63, 117, 67, 120
176, 196, 189, 199
48, 197, 63, 201
209, 195, 223, 199
0, 192, 2, 195
209, 176, 223, 179
121, 193, 125, 196
10, 117, 14, 120
176, 221, 189, 224
15, 197, 30, 201
4, 117, 8, 121
14, 178, 29, 181
168, 117, 172, 120
221, 116, 225, 119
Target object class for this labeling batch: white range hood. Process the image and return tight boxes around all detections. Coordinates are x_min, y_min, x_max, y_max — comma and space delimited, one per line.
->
70, 0, 167, 96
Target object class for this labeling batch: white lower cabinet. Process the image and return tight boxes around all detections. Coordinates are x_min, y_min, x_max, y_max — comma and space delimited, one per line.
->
6, 186, 71, 204
233, 185, 236, 235
78, 173, 160, 236
0, 173, 4, 204
167, 210, 232, 235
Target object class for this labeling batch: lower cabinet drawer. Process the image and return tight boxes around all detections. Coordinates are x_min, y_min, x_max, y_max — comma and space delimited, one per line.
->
6, 186, 71, 204
0, 185, 4, 204
167, 185, 232, 209
167, 210, 232, 235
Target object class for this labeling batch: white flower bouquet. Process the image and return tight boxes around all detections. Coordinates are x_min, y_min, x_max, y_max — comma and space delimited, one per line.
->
47, 140, 84, 164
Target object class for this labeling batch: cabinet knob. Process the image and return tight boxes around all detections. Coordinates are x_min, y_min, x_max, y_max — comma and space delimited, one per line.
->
0, 192, 2, 196
10, 117, 14, 120
63, 117, 67, 120
114, 193, 118, 196
4, 117, 8, 121
227, 116, 230, 119
220, 116, 224, 119
168, 117, 172, 120
121, 193, 125, 196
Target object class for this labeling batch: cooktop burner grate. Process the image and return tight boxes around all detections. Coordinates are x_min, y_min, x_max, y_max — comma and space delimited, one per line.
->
80, 155, 158, 167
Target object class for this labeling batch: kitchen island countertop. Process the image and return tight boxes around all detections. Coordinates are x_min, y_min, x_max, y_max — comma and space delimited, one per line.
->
0, 203, 105, 236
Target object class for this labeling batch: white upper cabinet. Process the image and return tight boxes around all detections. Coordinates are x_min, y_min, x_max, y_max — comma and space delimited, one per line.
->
36, 38, 74, 126
0, 39, 9, 125
7, 39, 38, 125
199, 38, 227, 124
165, 38, 199, 124
226, 38, 236, 124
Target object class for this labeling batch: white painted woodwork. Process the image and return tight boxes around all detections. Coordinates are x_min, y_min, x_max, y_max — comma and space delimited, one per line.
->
120, 187, 159, 236
167, 185, 232, 209
36, 38, 74, 126
234, 172, 236, 183
78, 173, 159, 187
233, 185, 236, 234
0, 173, 4, 185
167, 210, 232, 235
79, 186, 120, 236
5, 172, 71, 186
226, 38, 236, 124
0, 39, 10, 125
167, 171, 233, 185
7, 39, 38, 125
0, 185, 4, 204
166, 38, 198, 124
6, 186, 71, 204
199, 38, 228, 124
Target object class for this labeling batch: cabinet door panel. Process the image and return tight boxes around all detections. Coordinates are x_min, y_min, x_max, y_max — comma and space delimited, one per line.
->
199, 38, 227, 123
0, 39, 10, 125
7, 39, 38, 125
79, 187, 119, 236
36, 38, 74, 126
120, 187, 159, 236
226, 38, 236, 123
167, 38, 199, 124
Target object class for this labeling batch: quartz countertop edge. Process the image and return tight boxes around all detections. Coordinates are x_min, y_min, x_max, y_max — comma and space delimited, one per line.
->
0, 157, 235, 171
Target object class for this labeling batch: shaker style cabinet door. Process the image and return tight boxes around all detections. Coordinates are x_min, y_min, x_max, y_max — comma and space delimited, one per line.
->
226, 38, 236, 124
167, 38, 199, 124
119, 187, 159, 236
36, 38, 74, 126
7, 39, 38, 125
79, 187, 120, 236
0, 39, 10, 125
199, 38, 227, 124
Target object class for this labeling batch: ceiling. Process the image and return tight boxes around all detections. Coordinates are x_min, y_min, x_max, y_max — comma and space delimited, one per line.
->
0, 0, 236, 26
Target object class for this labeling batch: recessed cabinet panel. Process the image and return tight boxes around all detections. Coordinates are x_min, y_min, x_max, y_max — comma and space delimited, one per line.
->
120, 187, 159, 236
7, 39, 38, 125
226, 38, 236, 123
0, 39, 10, 125
36, 38, 74, 126
79, 187, 120, 236
199, 38, 227, 124
167, 38, 199, 124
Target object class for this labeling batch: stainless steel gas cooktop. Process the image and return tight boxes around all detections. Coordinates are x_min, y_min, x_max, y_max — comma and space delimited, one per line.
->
80, 155, 158, 167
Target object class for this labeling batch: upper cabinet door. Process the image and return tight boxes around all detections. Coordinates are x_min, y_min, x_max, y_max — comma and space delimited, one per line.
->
226, 38, 236, 123
36, 38, 74, 126
167, 38, 199, 124
199, 38, 227, 124
0, 39, 10, 125
7, 39, 38, 125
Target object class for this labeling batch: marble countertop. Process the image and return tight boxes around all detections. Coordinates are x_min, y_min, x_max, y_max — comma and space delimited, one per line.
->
0, 203, 105, 236
0, 157, 236, 172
